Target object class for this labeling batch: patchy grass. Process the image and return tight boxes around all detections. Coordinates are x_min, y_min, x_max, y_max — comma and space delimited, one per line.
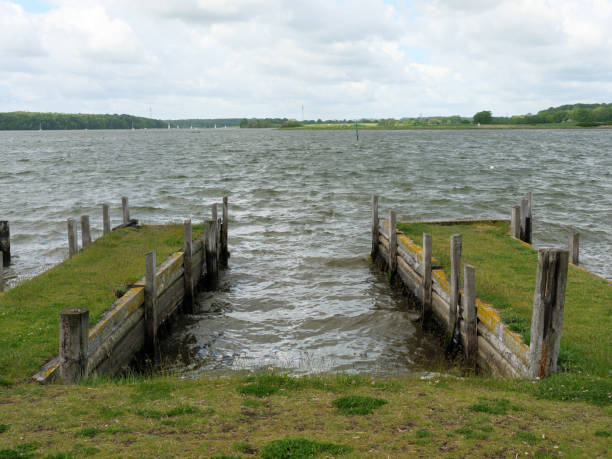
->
331, 395, 388, 415
0, 224, 204, 383
397, 221, 611, 378
1, 373, 610, 457
259, 438, 352, 459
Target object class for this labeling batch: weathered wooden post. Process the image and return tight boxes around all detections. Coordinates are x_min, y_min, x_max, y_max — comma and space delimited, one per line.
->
529, 248, 569, 379
211, 203, 217, 222
422, 233, 432, 322
569, 232, 579, 265
122, 196, 130, 225
183, 219, 194, 313
371, 195, 379, 259
103, 204, 111, 235
0, 221, 10, 266
463, 264, 477, 364
81, 215, 91, 248
0, 253, 4, 292
511, 206, 520, 239
389, 211, 397, 275
520, 192, 532, 244
449, 234, 462, 334
204, 220, 218, 289
220, 196, 229, 267
59, 307, 89, 383
67, 218, 78, 257
144, 251, 158, 353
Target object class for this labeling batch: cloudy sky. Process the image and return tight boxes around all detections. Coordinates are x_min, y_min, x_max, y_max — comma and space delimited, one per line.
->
1, 0, 611, 120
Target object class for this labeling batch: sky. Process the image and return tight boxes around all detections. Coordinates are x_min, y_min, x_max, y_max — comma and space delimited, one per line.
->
1, 0, 611, 120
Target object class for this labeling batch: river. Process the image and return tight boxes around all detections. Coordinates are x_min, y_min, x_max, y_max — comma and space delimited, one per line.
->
1, 128, 610, 374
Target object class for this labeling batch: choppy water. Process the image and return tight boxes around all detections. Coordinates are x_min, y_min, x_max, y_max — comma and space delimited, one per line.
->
1, 129, 610, 374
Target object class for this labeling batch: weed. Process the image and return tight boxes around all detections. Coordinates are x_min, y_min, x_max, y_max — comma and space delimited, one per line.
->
501, 310, 530, 344
132, 380, 174, 401
468, 398, 519, 415
331, 395, 387, 415
165, 404, 200, 416
0, 442, 40, 458
44, 453, 73, 459
453, 427, 489, 440
241, 399, 265, 408
594, 430, 610, 437
239, 383, 279, 397
233, 442, 257, 454
75, 427, 104, 438
99, 406, 123, 418
0, 424, 7, 434
416, 429, 433, 438
260, 438, 351, 459
135, 408, 164, 419
514, 431, 539, 445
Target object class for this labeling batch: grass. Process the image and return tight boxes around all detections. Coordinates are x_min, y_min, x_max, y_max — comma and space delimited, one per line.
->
396, 221, 611, 377
0, 372, 610, 457
331, 395, 388, 415
0, 224, 204, 383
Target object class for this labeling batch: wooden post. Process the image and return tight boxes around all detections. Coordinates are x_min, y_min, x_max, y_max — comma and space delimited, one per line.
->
0, 253, 4, 292
371, 195, 379, 258
0, 221, 10, 266
520, 192, 532, 244
529, 248, 569, 378
463, 264, 477, 364
67, 218, 78, 257
220, 196, 229, 267
204, 220, 218, 289
389, 211, 397, 275
144, 251, 158, 352
511, 206, 520, 238
211, 203, 217, 222
569, 232, 579, 265
81, 215, 91, 248
422, 233, 432, 321
59, 307, 89, 384
183, 219, 194, 313
103, 204, 110, 235
122, 196, 130, 225
449, 234, 462, 334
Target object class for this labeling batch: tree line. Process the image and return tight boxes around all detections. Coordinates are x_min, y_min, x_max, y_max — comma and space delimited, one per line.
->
473, 103, 612, 126
0, 112, 166, 130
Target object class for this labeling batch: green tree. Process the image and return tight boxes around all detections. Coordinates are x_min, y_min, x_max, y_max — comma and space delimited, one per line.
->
473, 110, 493, 124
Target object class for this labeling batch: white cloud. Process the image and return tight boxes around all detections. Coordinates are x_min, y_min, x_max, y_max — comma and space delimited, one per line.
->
0, 0, 610, 118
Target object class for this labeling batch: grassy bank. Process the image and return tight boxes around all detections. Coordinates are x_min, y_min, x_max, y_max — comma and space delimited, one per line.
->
0, 224, 203, 384
397, 221, 611, 377
0, 372, 610, 457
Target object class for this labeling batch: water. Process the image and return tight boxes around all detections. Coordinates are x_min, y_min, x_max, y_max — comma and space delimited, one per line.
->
1, 129, 610, 374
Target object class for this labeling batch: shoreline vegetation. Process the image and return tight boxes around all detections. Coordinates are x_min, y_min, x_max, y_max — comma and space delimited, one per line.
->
2, 103, 611, 130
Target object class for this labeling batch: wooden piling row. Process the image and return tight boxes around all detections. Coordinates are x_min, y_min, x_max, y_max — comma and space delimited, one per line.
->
372, 196, 570, 379
183, 220, 194, 314
529, 248, 569, 378
421, 233, 432, 321
371, 195, 379, 258
569, 232, 579, 265
59, 307, 89, 384
144, 250, 158, 353
221, 196, 229, 267
449, 234, 462, 336
103, 204, 111, 235
81, 215, 91, 248
0, 221, 10, 266
0, 252, 4, 292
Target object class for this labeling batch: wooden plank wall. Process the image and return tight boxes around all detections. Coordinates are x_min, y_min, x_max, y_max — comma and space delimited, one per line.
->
33, 240, 207, 383
376, 217, 530, 378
